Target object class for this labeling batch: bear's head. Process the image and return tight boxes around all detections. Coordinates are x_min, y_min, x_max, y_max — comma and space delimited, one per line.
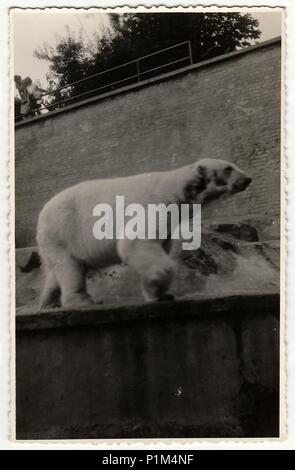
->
182, 158, 252, 205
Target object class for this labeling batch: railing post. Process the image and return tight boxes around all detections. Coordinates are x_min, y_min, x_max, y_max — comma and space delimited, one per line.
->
136, 59, 140, 82
188, 41, 193, 65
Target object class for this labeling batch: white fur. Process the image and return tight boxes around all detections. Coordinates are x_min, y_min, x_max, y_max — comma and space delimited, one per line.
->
37, 158, 250, 308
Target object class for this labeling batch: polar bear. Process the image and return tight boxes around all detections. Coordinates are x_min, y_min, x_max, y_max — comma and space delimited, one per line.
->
36, 158, 251, 309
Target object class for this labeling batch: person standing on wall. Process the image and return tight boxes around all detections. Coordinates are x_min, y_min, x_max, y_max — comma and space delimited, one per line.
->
14, 75, 46, 118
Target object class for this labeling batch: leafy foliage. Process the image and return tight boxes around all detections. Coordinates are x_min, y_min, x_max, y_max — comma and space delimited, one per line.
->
34, 13, 261, 106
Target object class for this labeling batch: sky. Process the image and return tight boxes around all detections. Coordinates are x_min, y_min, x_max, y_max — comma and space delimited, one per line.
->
12, 9, 282, 87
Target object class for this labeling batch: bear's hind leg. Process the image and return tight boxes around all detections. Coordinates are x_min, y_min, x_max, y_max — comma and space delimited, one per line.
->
39, 269, 61, 309
50, 249, 94, 309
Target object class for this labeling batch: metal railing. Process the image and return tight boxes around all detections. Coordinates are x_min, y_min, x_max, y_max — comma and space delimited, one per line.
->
15, 41, 193, 120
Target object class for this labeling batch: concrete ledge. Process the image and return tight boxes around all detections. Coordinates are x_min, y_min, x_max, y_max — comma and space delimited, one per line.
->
15, 37, 281, 128
16, 294, 280, 439
16, 293, 279, 330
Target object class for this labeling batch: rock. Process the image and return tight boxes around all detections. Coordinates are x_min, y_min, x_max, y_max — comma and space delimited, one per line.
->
213, 223, 259, 242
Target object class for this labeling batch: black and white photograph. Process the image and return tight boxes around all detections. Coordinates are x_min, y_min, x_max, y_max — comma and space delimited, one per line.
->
12, 6, 283, 441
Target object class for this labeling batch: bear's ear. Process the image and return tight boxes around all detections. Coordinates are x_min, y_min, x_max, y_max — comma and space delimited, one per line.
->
194, 163, 207, 192
197, 164, 206, 178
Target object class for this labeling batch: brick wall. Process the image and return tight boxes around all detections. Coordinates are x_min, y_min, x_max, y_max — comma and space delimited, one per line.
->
15, 39, 281, 247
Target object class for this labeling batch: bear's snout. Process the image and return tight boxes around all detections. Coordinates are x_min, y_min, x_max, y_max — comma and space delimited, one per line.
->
232, 176, 252, 193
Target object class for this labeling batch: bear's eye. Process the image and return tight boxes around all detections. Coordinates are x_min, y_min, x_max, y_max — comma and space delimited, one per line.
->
214, 171, 227, 186
224, 166, 233, 176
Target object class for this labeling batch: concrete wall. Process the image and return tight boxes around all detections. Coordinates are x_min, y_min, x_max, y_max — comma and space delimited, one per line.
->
16, 294, 280, 439
15, 38, 281, 247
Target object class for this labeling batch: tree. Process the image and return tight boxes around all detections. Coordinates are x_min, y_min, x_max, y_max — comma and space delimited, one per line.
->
108, 13, 261, 62
34, 13, 261, 106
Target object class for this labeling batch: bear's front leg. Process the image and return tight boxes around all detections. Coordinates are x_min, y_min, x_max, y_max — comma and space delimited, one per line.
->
118, 239, 176, 302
